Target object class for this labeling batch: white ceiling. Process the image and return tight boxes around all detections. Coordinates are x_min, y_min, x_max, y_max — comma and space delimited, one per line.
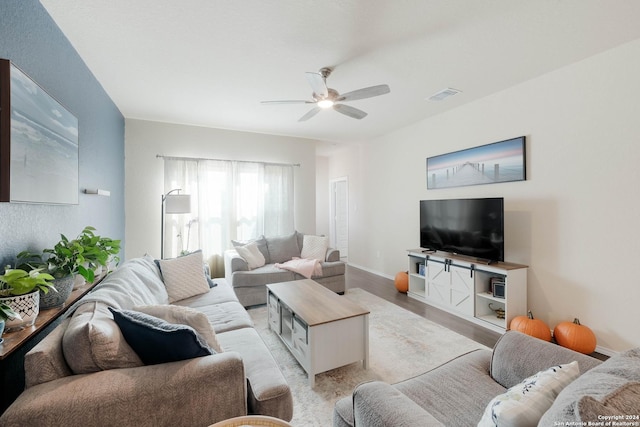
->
40, 0, 640, 150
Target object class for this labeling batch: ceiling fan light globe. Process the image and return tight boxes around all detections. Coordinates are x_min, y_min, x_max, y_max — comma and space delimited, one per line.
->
318, 99, 334, 109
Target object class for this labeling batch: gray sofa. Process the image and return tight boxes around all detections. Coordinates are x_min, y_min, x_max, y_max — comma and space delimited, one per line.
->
224, 231, 345, 307
0, 255, 293, 427
334, 331, 640, 427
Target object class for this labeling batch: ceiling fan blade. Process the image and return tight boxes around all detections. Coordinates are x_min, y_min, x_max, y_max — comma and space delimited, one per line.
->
305, 72, 328, 98
338, 84, 390, 102
333, 104, 368, 120
261, 100, 315, 104
298, 107, 321, 122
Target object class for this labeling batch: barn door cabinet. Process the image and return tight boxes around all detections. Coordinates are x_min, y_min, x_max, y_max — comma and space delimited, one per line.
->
407, 250, 527, 333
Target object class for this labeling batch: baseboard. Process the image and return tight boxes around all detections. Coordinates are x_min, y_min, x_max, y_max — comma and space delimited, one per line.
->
594, 345, 617, 358
346, 262, 394, 281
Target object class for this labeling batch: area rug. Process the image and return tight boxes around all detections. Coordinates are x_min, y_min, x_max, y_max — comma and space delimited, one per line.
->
247, 288, 489, 427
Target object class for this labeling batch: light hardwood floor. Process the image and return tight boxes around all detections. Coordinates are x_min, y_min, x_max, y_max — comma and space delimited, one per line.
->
345, 264, 502, 348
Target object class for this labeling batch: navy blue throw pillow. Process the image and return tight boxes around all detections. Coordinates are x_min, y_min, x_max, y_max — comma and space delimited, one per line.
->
109, 307, 214, 365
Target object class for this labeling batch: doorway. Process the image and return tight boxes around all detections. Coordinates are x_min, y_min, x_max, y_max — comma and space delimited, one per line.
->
330, 177, 348, 260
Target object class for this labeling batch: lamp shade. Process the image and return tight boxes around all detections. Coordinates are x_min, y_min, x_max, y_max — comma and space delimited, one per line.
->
165, 194, 191, 214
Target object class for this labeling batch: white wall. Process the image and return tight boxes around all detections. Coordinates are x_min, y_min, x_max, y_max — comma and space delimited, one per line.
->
125, 119, 318, 259
327, 38, 640, 352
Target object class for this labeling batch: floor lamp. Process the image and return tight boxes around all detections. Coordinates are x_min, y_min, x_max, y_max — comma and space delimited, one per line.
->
161, 189, 191, 259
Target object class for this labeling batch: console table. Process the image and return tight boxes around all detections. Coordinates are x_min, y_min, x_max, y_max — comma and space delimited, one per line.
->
0, 276, 103, 414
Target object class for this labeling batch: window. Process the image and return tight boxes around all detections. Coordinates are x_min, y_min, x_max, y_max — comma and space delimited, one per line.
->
163, 158, 294, 259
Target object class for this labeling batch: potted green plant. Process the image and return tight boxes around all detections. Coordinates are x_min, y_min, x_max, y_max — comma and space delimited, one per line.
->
41, 227, 94, 307
44, 228, 93, 281
79, 227, 121, 277
43, 226, 120, 282
40, 226, 121, 307
0, 267, 55, 331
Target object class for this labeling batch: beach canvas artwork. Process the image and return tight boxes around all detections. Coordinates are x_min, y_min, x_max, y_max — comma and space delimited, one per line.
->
427, 137, 526, 189
5, 62, 79, 204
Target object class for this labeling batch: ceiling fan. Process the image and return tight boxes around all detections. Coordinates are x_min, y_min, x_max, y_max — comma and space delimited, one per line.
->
261, 67, 390, 121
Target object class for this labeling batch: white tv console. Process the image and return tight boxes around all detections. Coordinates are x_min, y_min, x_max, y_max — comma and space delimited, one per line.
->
406, 250, 528, 333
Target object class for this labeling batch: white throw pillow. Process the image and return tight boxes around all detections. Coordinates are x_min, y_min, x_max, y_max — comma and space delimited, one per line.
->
235, 241, 266, 270
157, 251, 211, 303
478, 361, 580, 427
300, 235, 329, 261
134, 304, 222, 353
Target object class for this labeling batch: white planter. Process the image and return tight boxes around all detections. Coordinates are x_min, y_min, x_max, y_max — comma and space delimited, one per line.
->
73, 273, 86, 290
0, 291, 40, 332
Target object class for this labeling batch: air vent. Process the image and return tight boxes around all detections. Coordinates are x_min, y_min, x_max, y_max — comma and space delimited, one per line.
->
427, 87, 461, 101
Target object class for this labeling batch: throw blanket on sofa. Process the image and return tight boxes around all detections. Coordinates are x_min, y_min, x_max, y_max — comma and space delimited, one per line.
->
275, 257, 322, 279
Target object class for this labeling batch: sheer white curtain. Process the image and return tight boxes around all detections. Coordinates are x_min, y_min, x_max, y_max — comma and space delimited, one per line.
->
163, 158, 295, 260
263, 164, 294, 237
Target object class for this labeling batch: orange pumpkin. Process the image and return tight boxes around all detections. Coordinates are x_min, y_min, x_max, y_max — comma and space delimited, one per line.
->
509, 310, 552, 341
394, 271, 409, 293
554, 318, 597, 354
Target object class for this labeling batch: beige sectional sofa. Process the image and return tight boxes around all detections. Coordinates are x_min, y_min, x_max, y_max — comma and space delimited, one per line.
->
224, 231, 345, 307
0, 254, 293, 427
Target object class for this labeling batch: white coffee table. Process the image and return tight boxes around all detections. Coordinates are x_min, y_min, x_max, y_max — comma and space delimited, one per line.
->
266, 279, 369, 387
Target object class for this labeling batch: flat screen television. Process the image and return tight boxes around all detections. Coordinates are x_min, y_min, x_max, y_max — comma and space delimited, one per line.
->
420, 197, 504, 262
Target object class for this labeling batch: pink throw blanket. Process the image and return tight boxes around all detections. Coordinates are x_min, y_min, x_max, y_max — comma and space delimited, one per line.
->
275, 257, 322, 279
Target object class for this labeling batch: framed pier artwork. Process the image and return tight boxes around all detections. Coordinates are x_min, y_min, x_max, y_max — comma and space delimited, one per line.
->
426, 136, 526, 189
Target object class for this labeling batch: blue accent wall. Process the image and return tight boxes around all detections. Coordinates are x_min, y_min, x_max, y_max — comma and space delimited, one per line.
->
0, 0, 125, 265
